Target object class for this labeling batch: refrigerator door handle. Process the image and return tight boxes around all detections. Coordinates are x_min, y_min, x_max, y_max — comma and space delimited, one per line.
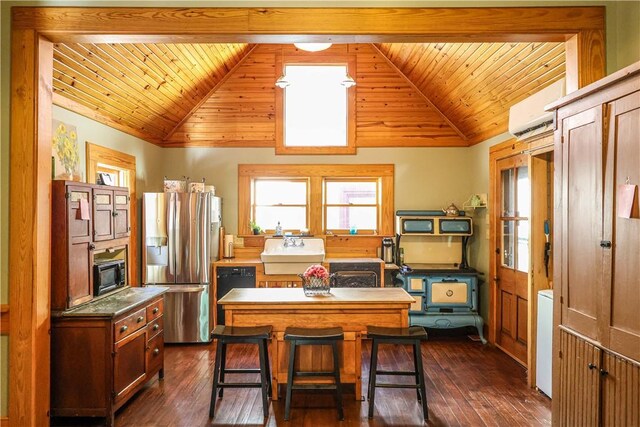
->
167, 193, 175, 278
165, 285, 206, 293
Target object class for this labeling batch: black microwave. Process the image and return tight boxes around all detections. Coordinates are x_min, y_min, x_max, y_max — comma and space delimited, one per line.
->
93, 259, 126, 296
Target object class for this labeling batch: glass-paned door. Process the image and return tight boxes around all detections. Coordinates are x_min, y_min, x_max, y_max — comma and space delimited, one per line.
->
495, 154, 530, 365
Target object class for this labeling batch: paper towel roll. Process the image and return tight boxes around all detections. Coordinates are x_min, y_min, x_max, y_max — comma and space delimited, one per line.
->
224, 234, 234, 258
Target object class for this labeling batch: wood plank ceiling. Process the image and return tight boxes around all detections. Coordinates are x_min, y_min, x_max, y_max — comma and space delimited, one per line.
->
52, 42, 565, 147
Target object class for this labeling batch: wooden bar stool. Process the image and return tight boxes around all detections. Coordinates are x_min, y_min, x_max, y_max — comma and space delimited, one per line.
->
209, 325, 272, 419
366, 325, 428, 421
284, 326, 345, 421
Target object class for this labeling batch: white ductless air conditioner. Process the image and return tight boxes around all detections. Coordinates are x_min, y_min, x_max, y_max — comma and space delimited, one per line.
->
508, 78, 566, 140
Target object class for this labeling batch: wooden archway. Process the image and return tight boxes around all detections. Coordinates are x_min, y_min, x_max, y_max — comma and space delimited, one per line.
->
9, 6, 605, 425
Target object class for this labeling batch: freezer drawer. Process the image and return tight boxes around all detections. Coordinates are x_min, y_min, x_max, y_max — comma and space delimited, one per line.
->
148, 284, 210, 343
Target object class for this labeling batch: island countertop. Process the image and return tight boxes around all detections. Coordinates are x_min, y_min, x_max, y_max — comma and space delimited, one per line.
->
218, 287, 414, 306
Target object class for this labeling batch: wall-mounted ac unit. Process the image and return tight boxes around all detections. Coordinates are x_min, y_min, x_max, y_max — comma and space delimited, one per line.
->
508, 78, 565, 140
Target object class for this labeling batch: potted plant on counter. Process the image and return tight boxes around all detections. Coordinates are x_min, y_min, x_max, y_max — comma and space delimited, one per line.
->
249, 220, 262, 235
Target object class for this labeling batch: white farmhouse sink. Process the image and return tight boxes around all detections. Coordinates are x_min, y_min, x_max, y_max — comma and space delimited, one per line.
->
261, 237, 325, 275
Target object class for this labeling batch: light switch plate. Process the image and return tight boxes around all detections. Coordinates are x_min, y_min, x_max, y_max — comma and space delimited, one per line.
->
234, 236, 244, 247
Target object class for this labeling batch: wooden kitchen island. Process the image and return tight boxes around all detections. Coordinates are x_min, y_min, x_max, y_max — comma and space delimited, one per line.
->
217, 287, 414, 400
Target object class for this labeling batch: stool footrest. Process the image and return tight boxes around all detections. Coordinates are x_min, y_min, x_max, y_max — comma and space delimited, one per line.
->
375, 370, 417, 376
292, 384, 337, 390
221, 368, 261, 374
294, 371, 337, 377
374, 383, 420, 389
217, 382, 263, 388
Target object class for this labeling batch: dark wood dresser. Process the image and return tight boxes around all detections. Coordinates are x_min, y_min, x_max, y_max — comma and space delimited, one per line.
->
51, 286, 168, 427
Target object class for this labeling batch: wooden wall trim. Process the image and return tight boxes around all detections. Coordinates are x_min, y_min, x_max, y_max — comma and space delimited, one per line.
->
53, 93, 164, 146
9, 31, 52, 426
0, 305, 8, 335
12, 7, 605, 43
85, 143, 138, 285
9, 5, 606, 424
0, 417, 9, 427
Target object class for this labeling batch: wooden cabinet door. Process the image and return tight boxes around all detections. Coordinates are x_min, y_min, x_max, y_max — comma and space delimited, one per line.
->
93, 188, 115, 241
556, 328, 602, 426
113, 327, 147, 402
601, 351, 640, 427
113, 190, 130, 239
601, 92, 640, 361
66, 186, 94, 307
559, 106, 604, 341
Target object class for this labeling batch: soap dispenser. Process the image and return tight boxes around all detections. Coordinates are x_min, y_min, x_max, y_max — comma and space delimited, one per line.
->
275, 221, 283, 236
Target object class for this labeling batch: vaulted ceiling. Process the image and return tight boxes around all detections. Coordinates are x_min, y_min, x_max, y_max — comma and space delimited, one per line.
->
52, 41, 565, 148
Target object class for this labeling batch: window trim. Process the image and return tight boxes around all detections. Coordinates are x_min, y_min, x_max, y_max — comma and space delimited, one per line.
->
275, 54, 357, 155
323, 177, 380, 235
238, 164, 394, 236
251, 177, 310, 233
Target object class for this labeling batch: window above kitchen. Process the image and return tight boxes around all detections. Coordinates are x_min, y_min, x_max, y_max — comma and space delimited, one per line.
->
238, 164, 393, 236
275, 56, 356, 155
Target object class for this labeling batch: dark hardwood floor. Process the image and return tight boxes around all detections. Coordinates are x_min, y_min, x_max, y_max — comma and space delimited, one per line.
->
112, 336, 550, 426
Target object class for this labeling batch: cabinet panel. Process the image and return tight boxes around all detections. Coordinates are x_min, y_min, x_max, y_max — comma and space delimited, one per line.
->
94, 188, 115, 241
602, 92, 640, 360
114, 328, 147, 401
601, 351, 640, 427
561, 106, 603, 340
68, 241, 94, 308
114, 190, 130, 239
146, 332, 164, 375
557, 329, 601, 426
67, 186, 92, 243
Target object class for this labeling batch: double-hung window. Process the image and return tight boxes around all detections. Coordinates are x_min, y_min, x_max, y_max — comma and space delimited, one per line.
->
324, 179, 379, 234
252, 178, 308, 232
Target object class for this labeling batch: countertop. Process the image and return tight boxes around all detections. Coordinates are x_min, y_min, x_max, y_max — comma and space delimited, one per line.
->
214, 257, 386, 267
218, 287, 414, 305
56, 286, 169, 318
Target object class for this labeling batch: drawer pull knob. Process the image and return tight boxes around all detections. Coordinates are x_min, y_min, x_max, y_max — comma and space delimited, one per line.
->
137, 316, 144, 323
152, 307, 159, 314
153, 324, 159, 331
600, 369, 609, 377
120, 325, 128, 333
153, 348, 160, 355
588, 363, 597, 370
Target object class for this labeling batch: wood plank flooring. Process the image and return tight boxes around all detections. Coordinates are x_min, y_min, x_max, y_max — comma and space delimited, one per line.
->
112, 337, 550, 426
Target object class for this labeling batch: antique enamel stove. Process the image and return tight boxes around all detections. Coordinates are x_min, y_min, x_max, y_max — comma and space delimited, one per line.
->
395, 210, 486, 344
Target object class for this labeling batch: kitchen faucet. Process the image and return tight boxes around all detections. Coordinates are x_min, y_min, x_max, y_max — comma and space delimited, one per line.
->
283, 237, 304, 247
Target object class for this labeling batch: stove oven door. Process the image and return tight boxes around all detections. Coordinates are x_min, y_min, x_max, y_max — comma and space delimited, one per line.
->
400, 274, 427, 313
425, 276, 476, 312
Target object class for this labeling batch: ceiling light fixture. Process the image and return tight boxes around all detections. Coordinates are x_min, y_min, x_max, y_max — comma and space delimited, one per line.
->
341, 73, 357, 88
275, 74, 290, 88
294, 43, 332, 52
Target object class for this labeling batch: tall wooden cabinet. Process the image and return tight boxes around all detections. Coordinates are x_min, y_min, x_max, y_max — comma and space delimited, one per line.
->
549, 62, 640, 426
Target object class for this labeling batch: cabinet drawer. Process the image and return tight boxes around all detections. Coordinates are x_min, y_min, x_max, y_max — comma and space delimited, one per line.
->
147, 332, 164, 375
115, 307, 147, 342
146, 298, 164, 321
146, 315, 163, 340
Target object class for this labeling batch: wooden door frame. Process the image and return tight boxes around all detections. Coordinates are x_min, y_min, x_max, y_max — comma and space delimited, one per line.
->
488, 135, 555, 382
9, 6, 605, 425
86, 142, 138, 286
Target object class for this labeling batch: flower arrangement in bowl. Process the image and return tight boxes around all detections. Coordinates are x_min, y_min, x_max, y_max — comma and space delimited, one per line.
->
300, 264, 331, 296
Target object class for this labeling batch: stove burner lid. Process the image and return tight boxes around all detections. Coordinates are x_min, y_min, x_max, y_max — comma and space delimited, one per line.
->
400, 263, 477, 274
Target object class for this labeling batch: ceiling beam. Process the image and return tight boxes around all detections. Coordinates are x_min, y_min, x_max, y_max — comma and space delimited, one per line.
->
13, 7, 604, 43
368, 43, 469, 143
163, 44, 259, 142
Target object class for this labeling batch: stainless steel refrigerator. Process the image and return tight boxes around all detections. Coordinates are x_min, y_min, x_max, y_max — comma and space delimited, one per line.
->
142, 192, 221, 343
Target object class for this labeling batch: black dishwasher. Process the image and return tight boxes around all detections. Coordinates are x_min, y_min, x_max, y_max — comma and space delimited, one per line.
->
216, 266, 256, 325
